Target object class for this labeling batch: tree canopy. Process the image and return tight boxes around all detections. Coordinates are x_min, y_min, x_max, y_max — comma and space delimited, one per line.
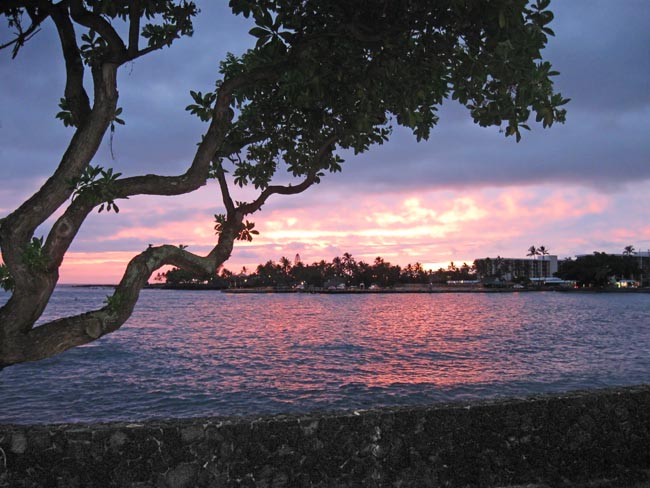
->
157, 253, 475, 289
557, 253, 641, 287
0, 0, 568, 368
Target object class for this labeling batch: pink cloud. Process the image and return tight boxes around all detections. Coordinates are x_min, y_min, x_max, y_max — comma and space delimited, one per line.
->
49, 180, 650, 283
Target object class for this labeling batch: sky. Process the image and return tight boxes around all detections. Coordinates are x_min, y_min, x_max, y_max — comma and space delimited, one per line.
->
1, 1, 649, 284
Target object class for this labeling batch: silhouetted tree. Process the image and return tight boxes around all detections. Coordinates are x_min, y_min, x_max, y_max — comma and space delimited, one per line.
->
557, 252, 640, 287
1, 1, 568, 367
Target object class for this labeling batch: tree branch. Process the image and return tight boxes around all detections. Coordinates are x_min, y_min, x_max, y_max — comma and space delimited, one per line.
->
238, 136, 337, 215
4, 61, 277, 326
91, 66, 283, 201
69, 0, 127, 62
0, 3, 47, 58
213, 159, 235, 215
1, 236, 239, 367
7, 73, 242, 332
127, 0, 141, 58
0, 62, 119, 274
49, 2, 92, 126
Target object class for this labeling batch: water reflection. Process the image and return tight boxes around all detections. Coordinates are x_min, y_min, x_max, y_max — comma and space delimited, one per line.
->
1, 288, 649, 423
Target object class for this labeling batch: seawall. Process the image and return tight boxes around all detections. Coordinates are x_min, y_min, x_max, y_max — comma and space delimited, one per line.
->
1, 385, 649, 487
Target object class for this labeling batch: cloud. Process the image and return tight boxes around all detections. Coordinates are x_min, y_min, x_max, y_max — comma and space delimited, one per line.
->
2, 1, 649, 284
548, 1, 650, 113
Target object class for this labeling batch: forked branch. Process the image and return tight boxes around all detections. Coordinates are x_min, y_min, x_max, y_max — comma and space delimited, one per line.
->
238, 136, 338, 215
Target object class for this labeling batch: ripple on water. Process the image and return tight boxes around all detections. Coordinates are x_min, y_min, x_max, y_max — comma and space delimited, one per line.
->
1, 289, 649, 423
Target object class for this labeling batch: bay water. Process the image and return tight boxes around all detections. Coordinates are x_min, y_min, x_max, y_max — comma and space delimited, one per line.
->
1, 287, 648, 424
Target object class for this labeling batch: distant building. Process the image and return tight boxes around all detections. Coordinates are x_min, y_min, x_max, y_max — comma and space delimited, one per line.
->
529, 277, 576, 287
474, 255, 558, 281
636, 251, 650, 286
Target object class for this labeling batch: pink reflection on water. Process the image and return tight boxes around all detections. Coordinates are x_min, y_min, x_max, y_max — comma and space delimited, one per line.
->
4, 287, 649, 423
144, 292, 541, 396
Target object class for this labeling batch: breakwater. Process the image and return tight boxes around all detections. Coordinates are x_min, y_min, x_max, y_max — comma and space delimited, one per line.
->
1, 385, 649, 487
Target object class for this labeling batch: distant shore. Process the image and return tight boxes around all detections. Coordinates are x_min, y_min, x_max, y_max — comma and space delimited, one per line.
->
62, 283, 650, 294
220, 286, 650, 294
131, 284, 650, 294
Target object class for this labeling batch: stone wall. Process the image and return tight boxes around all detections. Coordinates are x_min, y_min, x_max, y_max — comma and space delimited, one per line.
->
1, 386, 649, 487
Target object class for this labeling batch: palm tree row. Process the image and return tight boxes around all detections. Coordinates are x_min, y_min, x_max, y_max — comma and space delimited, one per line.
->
526, 245, 551, 278
526, 245, 551, 259
157, 253, 476, 289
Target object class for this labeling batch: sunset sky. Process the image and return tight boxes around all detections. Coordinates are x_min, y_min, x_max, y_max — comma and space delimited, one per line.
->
1, 1, 649, 284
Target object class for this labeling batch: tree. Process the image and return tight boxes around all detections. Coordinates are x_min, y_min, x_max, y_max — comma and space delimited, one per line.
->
537, 245, 550, 258
400, 262, 429, 284
526, 245, 539, 259
557, 252, 640, 287
526, 245, 540, 278
620, 246, 639, 280
623, 245, 636, 257
473, 258, 492, 281
279, 256, 292, 277
537, 244, 550, 276
0, 0, 568, 368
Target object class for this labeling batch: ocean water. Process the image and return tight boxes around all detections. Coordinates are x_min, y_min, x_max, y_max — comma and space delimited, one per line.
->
1, 287, 649, 424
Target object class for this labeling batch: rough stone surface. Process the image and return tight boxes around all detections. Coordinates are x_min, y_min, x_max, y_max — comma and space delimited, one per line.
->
1, 386, 650, 487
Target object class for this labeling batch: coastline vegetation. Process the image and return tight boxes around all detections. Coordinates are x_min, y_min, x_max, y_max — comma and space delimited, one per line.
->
155, 248, 647, 291
557, 252, 645, 287
155, 253, 474, 290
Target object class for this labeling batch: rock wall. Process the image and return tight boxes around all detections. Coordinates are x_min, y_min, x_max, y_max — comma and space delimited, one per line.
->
1, 386, 649, 487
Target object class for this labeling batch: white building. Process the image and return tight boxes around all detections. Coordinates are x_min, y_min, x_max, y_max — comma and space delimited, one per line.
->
474, 255, 558, 281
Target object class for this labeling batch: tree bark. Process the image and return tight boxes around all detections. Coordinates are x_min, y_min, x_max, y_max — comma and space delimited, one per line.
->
0, 3, 337, 369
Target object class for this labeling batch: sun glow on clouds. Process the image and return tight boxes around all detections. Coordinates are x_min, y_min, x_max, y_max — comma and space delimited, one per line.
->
55, 181, 649, 283
231, 184, 617, 267
59, 251, 139, 284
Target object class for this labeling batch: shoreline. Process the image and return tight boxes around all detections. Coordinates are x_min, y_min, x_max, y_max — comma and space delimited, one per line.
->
143, 284, 650, 294
52, 284, 650, 294
219, 286, 650, 294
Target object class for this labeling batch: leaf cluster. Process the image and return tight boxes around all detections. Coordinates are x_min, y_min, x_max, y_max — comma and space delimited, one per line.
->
237, 220, 259, 242
80, 30, 109, 66
103, 290, 123, 313
68, 165, 125, 213
214, 214, 259, 242
139, 1, 197, 48
2, 2, 197, 64
447, 0, 570, 141
110, 107, 126, 132
55, 98, 77, 128
21, 236, 49, 272
190, 0, 569, 193
80, 0, 197, 50
185, 90, 216, 122
57, 98, 125, 131
0, 264, 15, 292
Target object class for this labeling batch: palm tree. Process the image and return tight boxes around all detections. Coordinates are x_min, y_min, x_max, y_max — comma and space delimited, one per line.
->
332, 256, 344, 277
538, 245, 550, 277
526, 245, 539, 278
341, 252, 357, 277
622, 245, 637, 281
279, 256, 292, 279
